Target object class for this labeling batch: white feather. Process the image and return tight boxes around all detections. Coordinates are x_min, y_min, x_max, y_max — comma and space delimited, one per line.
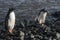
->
38, 12, 47, 24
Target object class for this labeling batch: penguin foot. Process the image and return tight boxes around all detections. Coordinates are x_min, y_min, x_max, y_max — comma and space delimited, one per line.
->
8, 29, 13, 35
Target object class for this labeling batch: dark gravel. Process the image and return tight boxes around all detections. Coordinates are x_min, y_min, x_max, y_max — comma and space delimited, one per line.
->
0, 12, 60, 40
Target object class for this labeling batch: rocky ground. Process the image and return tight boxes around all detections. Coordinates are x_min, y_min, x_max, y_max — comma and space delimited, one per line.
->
0, 11, 60, 40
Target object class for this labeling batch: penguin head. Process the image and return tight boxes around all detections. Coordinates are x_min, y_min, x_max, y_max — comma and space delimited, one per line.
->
38, 9, 47, 15
40, 9, 47, 12
6, 8, 15, 18
8, 8, 15, 13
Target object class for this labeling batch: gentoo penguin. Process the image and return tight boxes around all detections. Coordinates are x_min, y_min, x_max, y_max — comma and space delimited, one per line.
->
5, 8, 15, 34
36, 9, 47, 26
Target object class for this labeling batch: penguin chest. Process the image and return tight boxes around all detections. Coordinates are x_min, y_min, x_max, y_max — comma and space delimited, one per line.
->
9, 11, 15, 20
43, 12, 47, 21
38, 12, 47, 24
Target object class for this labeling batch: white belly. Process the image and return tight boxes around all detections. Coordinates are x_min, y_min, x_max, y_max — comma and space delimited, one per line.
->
8, 11, 15, 30
38, 12, 47, 24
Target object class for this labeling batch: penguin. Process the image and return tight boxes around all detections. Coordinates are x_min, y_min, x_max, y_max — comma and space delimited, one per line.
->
5, 8, 15, 34
36, 9, 48, 26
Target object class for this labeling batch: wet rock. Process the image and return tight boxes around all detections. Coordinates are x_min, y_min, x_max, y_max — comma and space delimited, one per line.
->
56, 32, 60, 40
20, 31, 25, 40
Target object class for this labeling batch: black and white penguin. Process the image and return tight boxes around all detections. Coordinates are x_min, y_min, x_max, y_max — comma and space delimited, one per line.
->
5, 8, 15, 34
35, 9, 48, 26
